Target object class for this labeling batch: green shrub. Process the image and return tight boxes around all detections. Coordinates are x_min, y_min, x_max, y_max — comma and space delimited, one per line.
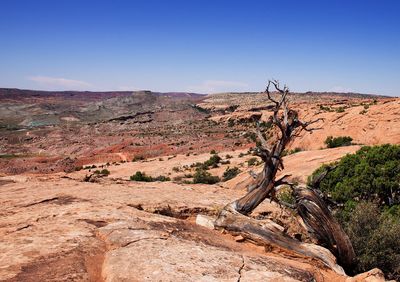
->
132, 155, 144, 162
277, 186, 295, 205
344, 202, 400, 280
324, 136, 353, 148
193, 169, 220, 184
225, 154, 233, 159
210, 149, 217, 154
309, 144, 400, 205
223, 167, 241, 181
247, 157, 259, 166
282, 147, 302, 156
100, 169, 110, 175
309, 144, 400, 279
204, 154, 221, 168
190, 155, 222, 170
85, 164, 96, 169
259, 120, 273, 129
130, 171, 170, 182
319, 105, 333, 112
94, 169, 109, 175
130, 171, 153, 182
153, 175, 171, 182
335, 106, 345, 113
245, 132, 257, 142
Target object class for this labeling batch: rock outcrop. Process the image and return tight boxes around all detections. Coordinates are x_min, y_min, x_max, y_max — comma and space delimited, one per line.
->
0, 172, 386, 281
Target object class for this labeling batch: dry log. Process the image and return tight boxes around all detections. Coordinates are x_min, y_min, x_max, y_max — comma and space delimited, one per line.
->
215, 203, 346, 275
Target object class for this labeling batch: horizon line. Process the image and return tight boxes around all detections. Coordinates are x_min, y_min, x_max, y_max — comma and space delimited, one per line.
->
0, 86, 394, 97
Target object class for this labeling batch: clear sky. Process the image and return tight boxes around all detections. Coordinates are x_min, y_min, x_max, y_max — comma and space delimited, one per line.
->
0, 0, 399, 95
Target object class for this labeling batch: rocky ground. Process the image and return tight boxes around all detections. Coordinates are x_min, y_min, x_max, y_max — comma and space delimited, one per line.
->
0, 147, 388, 281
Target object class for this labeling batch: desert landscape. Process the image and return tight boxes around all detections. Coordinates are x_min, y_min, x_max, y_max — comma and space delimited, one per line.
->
1, 87, 399, 281
1, 1, 400, 281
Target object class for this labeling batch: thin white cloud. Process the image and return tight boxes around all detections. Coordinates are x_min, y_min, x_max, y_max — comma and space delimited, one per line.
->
329, 86, 354, 93
187, 80, 249, 94
27, 76, 92, 90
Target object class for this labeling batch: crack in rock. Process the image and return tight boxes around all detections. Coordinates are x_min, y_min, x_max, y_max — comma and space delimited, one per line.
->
15, 224, 32, 231
22, 197, 60, 207
237, 255, 245, 282
121, 236, 168, 248
22, 195, 85, 207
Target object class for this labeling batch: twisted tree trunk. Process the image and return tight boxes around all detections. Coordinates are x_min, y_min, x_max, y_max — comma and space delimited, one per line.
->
233, 138, 286, 214
294, 186, 355, 268
216, 80, 355, 273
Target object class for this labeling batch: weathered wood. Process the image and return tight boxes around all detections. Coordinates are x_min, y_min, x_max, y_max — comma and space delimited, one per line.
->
294, 186, 356, 268
231, 80, 322, 214
216, 80, 354, 272
215, 204, 346, 275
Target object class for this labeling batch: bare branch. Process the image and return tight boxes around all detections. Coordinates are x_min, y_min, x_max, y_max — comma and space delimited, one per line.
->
254, 122, 271, 153
292, 118, 324, 137
274, 174, 292, 187
300, 117, 324, 131
253, 147, 270, 162
265, 80, 279, 106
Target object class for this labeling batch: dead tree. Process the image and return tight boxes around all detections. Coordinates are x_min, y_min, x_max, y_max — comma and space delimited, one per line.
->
215, 80, 355, 273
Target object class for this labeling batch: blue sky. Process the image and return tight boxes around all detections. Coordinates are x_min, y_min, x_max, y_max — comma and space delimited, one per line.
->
0, 0, 399, 95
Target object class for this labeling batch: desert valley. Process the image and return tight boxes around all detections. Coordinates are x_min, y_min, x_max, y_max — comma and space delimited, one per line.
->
1, 87, 399, 281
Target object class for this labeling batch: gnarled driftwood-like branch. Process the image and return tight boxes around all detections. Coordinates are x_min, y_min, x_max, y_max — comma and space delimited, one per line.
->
216, 80, 355, 272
